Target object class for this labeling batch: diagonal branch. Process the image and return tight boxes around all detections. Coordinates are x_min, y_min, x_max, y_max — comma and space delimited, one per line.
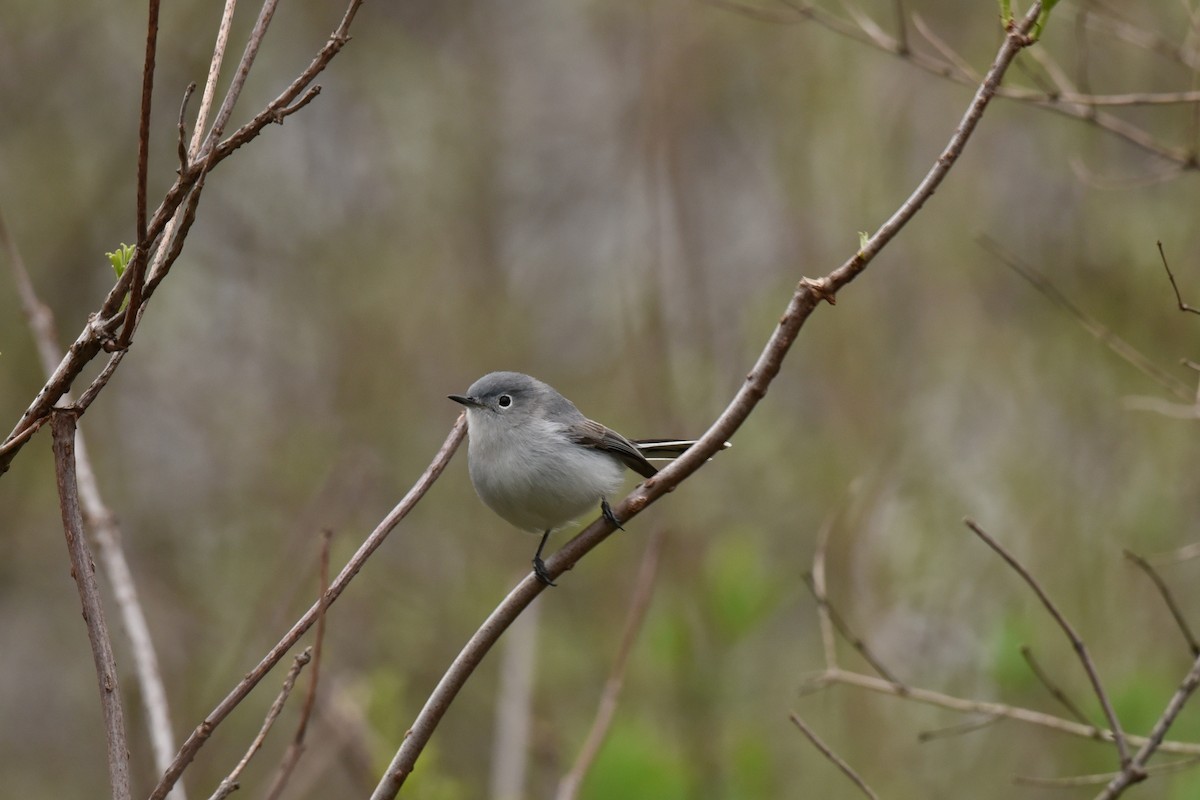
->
147, 416, 466, 800
789, 712, 879, 800
368, 7, 1046, 797
206, 648, 313, 800
1096, 650, 1200, 798
965, 518, 1131, 768
1123, 549, 1200, 658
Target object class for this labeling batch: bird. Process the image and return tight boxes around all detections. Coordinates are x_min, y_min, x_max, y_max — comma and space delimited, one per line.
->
449, 371, 711, 585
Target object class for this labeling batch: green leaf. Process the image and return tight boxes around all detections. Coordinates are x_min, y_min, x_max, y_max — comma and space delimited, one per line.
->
106, 243, 135, 312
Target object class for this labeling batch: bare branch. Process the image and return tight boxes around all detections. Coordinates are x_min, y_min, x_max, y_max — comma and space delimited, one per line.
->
1123, 549, 1200, 658
979, 236, 1194, 400
1096, 651, 1200, 798
262, 530, 336, 800
1016, 756, 1200, 788
555, 528, 665, 800
789, 712, 879, 800
2, 205, 182, 796
1158, 241, 1200, 316
119, 0, 161, 348
206, 648, 313, 800
803, 573, 904, 686
1021, 645, 1094, 725
916, 715, 1001, 743
51, 412, 132, 800
811, 512, 839, 672
964, 518, 1131, 768
813, 668, 1200, 755
148, 416, 466, 800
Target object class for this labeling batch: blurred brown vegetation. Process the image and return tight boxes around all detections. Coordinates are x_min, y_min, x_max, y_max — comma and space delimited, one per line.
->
3, 0, 1200, 798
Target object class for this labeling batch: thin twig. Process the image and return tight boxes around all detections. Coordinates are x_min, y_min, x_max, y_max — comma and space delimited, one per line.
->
788, 713, 880, 800
206, 648, 313, 800
964, 518, 1130, 768
1096, 651, 1200, 797
148, 416, 466, 800
812, 668, 1200, 755
811, 512, 839, 672
120, 0, 161, 347
714, 0, 1198, 164
802, 573, 904, 686
555, 528, 665, 800
917, 715, 1001, 742
1021, 645, 1094, 725
370, 9, 1046, 797
1123, 549, 1200, 657
1015, 755, 1200, 788
1158, 241, 1200, 315
262, 530, 335, 800
979, 236, 1194, 400
51, 412, 132, 800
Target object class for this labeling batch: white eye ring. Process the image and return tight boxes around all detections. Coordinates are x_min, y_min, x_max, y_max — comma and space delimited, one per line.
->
497, 394, 512, 408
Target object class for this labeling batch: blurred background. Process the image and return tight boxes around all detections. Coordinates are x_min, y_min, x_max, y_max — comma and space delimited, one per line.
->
3, 0, 1200, 797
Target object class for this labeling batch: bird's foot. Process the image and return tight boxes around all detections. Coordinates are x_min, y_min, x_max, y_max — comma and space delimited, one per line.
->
533, 556, 557, 587
601, 499, 625, 531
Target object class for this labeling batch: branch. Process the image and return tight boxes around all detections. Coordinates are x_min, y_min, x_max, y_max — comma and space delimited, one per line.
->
51, 412, 132, 800
1123, 549, 1200, 658
1021, 645, 1094, 725
1, 206, 183, 795
555, 528, 665, 800
812, 668, 1200, 755
1096, 650, 1200, 798
369, 7, 1045, 797
964, 519, 1131, 768
1158, 241, 1200, 316
147, 416, 466, 800
263, 529, 335, 800
206, 649, 313, 800
119, 0, 161, 348
0, 0, 365, 476
803, 572, 904, 686
979, 236, 1194, 400
789, 712, 880, 800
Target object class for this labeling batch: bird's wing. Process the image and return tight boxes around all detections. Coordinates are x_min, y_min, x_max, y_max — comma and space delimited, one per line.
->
568, 419, 659, 479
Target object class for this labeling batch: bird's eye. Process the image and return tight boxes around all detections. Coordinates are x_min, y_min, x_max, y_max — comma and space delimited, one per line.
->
497, 394, 512, 408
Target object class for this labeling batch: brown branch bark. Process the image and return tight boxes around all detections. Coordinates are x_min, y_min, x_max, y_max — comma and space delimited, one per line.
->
51, 412, 132, 800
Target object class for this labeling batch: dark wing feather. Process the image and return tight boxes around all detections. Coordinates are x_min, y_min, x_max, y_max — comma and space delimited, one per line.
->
568, 419, 658, 479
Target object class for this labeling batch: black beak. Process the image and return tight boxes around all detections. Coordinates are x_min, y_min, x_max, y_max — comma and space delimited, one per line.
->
448, 394, 479, 407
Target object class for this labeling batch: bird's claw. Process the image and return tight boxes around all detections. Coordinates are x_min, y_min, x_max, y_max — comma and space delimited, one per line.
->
533, 556, 556, 587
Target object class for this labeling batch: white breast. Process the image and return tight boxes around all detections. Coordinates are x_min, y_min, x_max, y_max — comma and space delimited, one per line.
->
466, 412, 625, 533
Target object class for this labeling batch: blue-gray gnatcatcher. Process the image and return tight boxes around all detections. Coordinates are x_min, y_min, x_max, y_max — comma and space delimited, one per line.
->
449, 371, 708, 586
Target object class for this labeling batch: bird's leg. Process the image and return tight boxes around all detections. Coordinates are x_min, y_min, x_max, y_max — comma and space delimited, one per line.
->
600, 498, 624, 531
532, 529, 556, 587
